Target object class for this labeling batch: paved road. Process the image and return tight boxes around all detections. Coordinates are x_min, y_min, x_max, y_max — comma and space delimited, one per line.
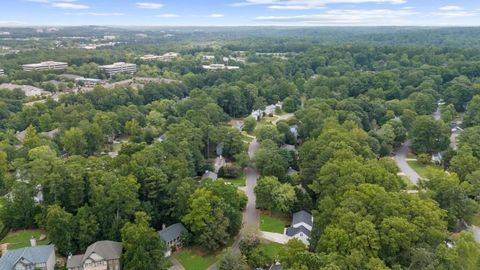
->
394, 140, 420, 185
243, 167, 260, 227
433, 106, 441, 121
207, 139, 261, 270
248, 138, 260, 159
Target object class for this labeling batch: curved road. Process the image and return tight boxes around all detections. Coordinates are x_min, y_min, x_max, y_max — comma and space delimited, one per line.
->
394, 140, 420, 185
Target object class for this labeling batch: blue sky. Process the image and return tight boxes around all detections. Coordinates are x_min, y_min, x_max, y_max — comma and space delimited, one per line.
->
1, 0, 480, 26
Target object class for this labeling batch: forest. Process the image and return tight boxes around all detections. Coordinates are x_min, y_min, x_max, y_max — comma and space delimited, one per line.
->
1, 27, 480, 269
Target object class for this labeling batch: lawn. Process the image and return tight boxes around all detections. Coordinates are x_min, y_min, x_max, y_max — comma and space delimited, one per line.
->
407, 160, 439, 178
1, 230, 49, 249
257, 241, 283, 259
175, 247, 227, 270
260, 213, 289, 234
472, 214, 480, 227
224, 175, 246, 187
400, 175, 417, 190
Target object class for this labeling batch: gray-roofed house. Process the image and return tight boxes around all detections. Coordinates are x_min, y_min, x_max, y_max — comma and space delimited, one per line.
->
0, 244, 55, 270
66, 240, 122, 270
159, 223, 187, 257
202, 170, 218, 181
285, 210, 313, 246
269, 262, 283, 270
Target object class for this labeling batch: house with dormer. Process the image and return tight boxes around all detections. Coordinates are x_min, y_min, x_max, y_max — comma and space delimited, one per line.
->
0, 244, 55, 270
67, 240, 122, 270
285, 210, 313, 246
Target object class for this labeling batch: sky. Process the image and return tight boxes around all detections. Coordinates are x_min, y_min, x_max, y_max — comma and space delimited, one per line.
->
1, 0, 480, 26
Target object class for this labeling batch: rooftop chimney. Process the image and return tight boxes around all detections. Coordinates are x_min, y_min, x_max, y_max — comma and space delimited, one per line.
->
162, 224, 166, 230
30, 236, 36, 247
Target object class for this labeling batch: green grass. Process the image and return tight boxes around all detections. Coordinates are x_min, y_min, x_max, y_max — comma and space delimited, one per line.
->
224, 175, 246, 187
400, 175, 416, 190
257, 241, 283, 259
175, 248, 225, 270
472, 214, 480, 227
407, 160, 439, 178
1, 230, 49, 249
260, 213, 289, 234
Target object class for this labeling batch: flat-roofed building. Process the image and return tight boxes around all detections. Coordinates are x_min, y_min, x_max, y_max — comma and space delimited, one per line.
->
76, 78, 105, 87
0, 83, 51, 97
22, 61, 68, 72
99, 62, 137, 76
0, 69, 4, 76
202, 64, 240, 70
140, 52, 179, 61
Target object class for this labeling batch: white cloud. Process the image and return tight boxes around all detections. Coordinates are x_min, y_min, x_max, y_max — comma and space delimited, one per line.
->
209, 13, 225, 18
156, 13, 180, 18
136, 2, 164, 9
232, 0, 406, 9
434, 6, 477, 17
439, 6, 463, 11
51, 2, 89, 9
0, 21, 25, 26
255, 9, 417, 25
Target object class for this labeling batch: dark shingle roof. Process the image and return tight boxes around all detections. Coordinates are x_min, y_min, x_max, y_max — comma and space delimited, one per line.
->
159, 223, 187, 243
67, 241, 122, 269
0, 245, 54, 269
292, 210, 312, 227
285, 226, 311, 237
269, 263, 283, 270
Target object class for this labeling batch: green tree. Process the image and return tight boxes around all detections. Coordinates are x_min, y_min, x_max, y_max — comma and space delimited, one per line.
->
243, 117, 257, 134
410, 116, 449, 153
464, 95, 480, 127
45, 204, 75, 255
61, 127, 87, 156
122, 212, 168, 270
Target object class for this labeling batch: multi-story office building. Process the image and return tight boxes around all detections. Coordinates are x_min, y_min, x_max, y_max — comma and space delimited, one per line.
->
140, 52, 179, 61
99, 62, 137, 76
22, 61, 68, 72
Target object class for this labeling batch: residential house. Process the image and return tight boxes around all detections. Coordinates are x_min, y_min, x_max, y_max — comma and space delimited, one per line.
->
67, 240, 122, 270
432, 152, 443, 164
285, 210, 313, 246
202, 170, 218, 181
159, 223, 187, 257
269, 262, 283, 270
251, 109, 263, 121
0, 244, 55, 270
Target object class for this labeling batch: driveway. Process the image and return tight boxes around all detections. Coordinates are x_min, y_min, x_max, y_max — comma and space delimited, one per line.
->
248, 138, 260, 159
472, 226, 480, 242
260, 231, 290, 244
272, 113, 294, 125
169, 257, 185, 270
394, 140, 420, 185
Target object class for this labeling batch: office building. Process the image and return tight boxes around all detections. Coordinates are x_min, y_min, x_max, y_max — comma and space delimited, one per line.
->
99, 62, 137, 76
202, 64, 240, 70
22, 61, 68, 72
140, 52, 179, 61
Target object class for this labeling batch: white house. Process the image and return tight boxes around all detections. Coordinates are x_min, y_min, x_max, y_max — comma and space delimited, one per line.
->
285, 210, 313, 246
